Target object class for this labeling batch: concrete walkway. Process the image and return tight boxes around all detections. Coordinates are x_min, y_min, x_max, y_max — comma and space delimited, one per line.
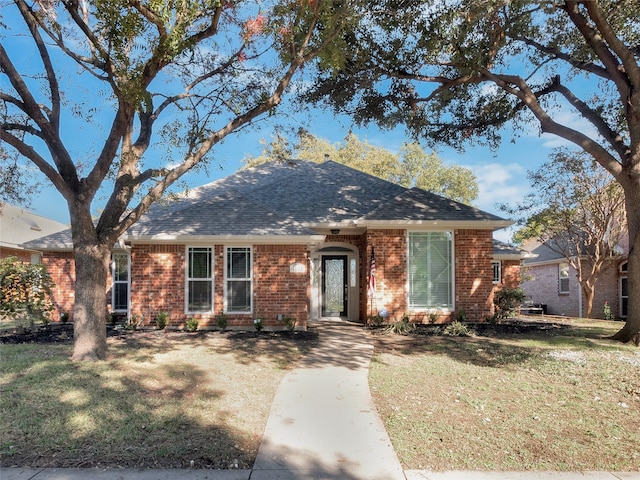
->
250, 320, 405, 480
2, 320, 637, 480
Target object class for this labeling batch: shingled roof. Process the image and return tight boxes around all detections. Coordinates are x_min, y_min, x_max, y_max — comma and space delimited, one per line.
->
23, 160, 512, 249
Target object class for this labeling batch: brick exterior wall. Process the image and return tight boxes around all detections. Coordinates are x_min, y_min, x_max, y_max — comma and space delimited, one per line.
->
454, 229, 495, 321
41, 252, 75, 320
365, 229, 407, 321
129, 244, 185, 326
253, 244, 309, 328
41, 229, 516, 328
0, 247, 35, 263
522, 259, 625, 318
490, 258, 522, 316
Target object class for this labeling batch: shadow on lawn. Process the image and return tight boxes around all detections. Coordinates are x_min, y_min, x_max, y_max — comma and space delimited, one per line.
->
0, 343, 255, 469
370, 319, 628, 369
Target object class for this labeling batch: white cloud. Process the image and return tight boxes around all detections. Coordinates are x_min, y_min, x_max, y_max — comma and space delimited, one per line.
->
471, 162, 531, 244
473, 162, 528, 209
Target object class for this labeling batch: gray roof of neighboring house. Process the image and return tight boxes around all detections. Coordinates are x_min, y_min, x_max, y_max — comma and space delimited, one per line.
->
23, 160, 513, 249
493, 239, 526, 260
523, 241, 564, 264
1, 203, 67, 251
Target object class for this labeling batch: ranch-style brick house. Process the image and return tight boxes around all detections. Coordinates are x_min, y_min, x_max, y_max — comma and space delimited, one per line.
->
24, 160, 522, 329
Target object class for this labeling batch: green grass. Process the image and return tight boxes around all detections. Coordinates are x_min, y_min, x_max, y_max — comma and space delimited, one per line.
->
0, 331, 313, 469
369, 318, 640, 472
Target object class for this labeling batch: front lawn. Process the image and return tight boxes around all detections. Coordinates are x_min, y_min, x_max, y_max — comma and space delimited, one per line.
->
0, 330, 316, 469
369, 317, 640, 471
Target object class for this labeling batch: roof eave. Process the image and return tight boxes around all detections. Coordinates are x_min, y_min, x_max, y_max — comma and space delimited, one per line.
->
355, 219, 513, 230
126, 234, 326, 245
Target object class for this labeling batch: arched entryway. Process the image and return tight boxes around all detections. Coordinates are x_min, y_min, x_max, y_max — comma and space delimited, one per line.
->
309, 243, 359, 321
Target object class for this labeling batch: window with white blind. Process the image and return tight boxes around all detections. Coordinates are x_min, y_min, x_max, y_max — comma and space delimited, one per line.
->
111, 253, 130, 312
187, 247, 213, 313
558, 263, 570, 294
225, 247, 252, 313
408, 232, 453, 310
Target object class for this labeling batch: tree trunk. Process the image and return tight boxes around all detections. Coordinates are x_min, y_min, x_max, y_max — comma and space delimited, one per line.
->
68, 198, 112, 362
582, 283, 594, 319
611, 183, 640, 345
71, 242, 111, 361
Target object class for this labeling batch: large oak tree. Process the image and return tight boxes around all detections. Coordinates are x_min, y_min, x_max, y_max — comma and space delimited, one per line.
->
0, 0, 353, 360
307, 0, 640, 343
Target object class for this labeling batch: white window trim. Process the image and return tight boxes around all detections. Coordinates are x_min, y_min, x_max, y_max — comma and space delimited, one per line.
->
111, 252, 130, 314
185, 246, 214, 314
224, 246, 253, 314
406, 230, 454, 312
492, 261, 501, 284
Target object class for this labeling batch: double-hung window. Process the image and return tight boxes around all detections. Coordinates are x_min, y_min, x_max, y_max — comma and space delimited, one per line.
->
226, 247, 252, 313
492, 261, 501, 284
187, 247, 213, 312
558, 263, 570, 294
408, 232, 453, 310
112, 253, 130, 312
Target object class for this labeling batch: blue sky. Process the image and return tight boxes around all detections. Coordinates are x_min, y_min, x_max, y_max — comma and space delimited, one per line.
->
2, 3, 578, 244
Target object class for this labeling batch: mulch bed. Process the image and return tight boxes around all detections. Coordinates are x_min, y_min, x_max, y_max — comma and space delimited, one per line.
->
0, 322, 319, 345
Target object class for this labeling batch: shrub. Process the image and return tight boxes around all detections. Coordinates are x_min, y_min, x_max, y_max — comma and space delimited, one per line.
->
603, 301, 615, 320
215, 313, 228, 331
428, 312, 439, 324
155, 312, 169, 330
126, 313, 144, 330
60, 311, 70, 323
368, 314, 384, 328
253, 317, 264, 332
493, 287, 527, 319
109, 312, 120, 325
282, 316, 297, 332
0, 256, 54, 327
443, 320, 474, 337
456, 309, 467, 322
185, 318, 199, 332
385, 316, 415, 335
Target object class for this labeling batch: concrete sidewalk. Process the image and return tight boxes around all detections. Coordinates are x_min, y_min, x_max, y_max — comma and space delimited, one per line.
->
2, 320, 637, 480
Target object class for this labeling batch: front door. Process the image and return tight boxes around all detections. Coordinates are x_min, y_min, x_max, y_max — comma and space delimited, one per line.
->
322, 256, 348, 317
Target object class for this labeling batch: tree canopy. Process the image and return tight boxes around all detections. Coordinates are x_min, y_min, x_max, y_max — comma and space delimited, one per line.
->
306, 0, 640, 343
242, 130, 479, 204
0, 0, 354, 360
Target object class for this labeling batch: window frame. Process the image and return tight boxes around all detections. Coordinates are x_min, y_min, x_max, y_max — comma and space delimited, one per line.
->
491, 260, 501, 284
407, 231, 454, 311
224, 246, 253, 314
558, 262, 570, 294
111, 252, 130, 313
185, 246, 214, 314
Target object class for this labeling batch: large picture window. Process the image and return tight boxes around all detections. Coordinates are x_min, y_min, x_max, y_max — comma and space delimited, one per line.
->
226, 247, 252, 313
408, 232, 453, 310
111, 253, 130, 312
187, 247, 213, 312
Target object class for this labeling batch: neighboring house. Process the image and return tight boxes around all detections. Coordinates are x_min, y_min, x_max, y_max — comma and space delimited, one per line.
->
0, 203, 67, 263
23, 160, 522, 329
521, 238, 629, 319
